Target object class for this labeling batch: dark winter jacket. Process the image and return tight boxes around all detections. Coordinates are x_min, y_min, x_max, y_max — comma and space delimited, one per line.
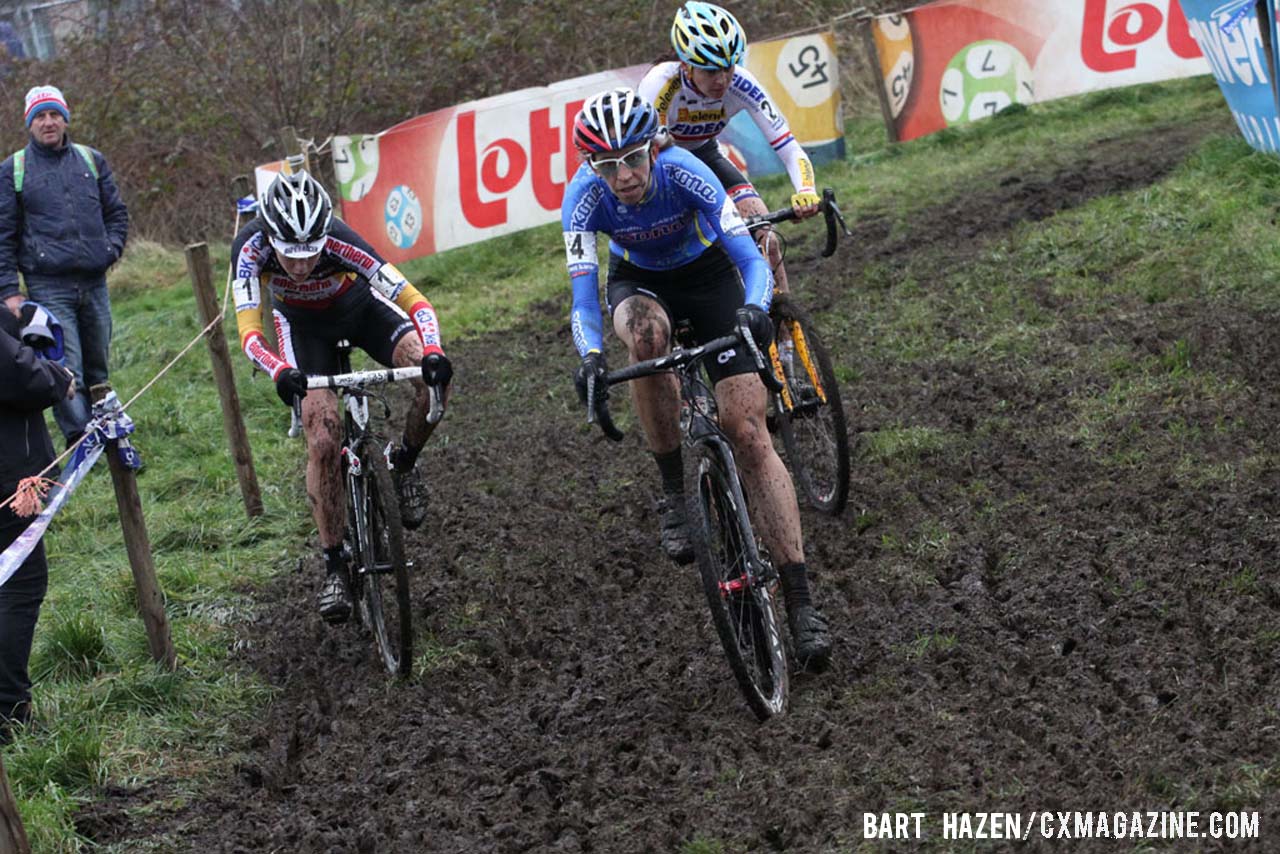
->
0, 133, 129, 300
0, 308, 70, 527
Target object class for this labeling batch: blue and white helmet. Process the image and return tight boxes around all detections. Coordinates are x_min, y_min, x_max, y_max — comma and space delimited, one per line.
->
572, 88, 660, 155
671, 2, 745, 70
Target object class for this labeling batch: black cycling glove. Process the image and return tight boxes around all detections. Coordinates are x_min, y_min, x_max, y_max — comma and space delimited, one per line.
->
422, 352, 453, 388
275, 367, 308, 407
575, 351, 608, 407
737, 304, 774, 352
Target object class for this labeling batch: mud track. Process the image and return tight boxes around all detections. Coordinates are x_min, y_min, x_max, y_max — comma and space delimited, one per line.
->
82, 111, 1280, 852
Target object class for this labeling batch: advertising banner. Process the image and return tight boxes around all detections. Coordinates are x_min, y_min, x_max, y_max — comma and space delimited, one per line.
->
1180, 0, 1280, 152
332, 31, 844, 264
870, 1, 1209, 142
723, 30, 845, 173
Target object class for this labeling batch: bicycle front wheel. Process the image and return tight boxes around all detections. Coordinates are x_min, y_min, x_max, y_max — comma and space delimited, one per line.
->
771, 294, 851, 515
355, 447, 413, 677
689, 443, 788, 721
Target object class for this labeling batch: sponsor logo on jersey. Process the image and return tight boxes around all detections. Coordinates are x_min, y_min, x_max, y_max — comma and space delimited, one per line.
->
568, 182, 607, 232
270, 273, 348, 302
614, 211, 692, 244
668, 166, 719, 206
654, 75, 682, 114
411, 304, 440, 347
676, 107, 725, 124
327, 237, 378, 274
670, 121, 727, 139
236, 233, 264, 280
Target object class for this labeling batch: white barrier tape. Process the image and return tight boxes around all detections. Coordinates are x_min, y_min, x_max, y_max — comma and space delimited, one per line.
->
0, 441, 103, 589
0, 389, 139, 588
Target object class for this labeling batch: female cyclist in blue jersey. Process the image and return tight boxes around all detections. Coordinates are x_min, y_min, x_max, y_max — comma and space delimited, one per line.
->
639, 1, 821, 297
561, 87, 831, 668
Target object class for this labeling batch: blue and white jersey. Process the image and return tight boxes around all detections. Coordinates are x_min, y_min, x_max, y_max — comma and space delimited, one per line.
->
561, 145, 771, 356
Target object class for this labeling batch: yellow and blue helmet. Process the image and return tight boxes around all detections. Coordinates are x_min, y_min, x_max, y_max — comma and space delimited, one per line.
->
671, 2, 745, 70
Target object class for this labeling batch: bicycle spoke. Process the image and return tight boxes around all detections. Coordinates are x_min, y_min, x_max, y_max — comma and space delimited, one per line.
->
692, 446, 788, 720
773, 297, 851, 515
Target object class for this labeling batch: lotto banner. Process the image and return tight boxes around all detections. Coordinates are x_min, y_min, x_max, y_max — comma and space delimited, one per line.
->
870, 0, 1210, 142
331, 31, 843, 264
1179, 0, 1280, 152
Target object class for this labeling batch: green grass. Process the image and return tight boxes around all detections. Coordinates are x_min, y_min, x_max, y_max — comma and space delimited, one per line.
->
8, 70, 1280, 847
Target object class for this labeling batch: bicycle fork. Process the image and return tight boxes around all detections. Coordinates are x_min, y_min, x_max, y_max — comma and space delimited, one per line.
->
702, 436, 776, 596
770, 321, 829, 412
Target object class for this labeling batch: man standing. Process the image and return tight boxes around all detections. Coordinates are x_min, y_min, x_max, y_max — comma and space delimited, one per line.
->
0, 300, 73, 744
0, 85, 129, 446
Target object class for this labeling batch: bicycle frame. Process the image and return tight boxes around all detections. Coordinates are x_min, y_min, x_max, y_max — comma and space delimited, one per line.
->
284, 342, 443, 675
589, 332, 773, 589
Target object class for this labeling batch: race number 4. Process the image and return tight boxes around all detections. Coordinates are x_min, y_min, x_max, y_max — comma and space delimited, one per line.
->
563, 230, 598, 269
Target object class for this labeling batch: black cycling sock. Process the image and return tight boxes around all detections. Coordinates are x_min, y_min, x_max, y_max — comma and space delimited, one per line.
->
779, 562, 812, 610
323, 545, 346, 576
654, 448, 684, 496
390, 440, 421, 473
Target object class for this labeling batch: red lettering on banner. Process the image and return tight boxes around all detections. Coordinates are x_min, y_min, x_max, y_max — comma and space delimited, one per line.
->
481, 138, 526, 196
459, 101, 589, 229
1082, 0, 1202, 71
1165, 1, 1201, 60
530, 100, 586, 211
458, 110, 506, 228
530, 108, 561, 211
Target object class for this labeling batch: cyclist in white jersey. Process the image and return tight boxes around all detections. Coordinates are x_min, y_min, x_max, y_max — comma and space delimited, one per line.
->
639, 1, 821, 296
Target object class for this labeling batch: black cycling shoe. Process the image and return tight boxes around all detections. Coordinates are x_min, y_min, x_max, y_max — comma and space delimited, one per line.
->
788, 603, 832, 670
657, 495, 695, 565
393, 464, 428, 531
317, 571, 353, 624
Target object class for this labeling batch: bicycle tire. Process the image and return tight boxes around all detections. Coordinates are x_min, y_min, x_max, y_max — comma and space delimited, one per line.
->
771, 294, 851, 515
689, 442, 788, 721
355, 445, 413, 677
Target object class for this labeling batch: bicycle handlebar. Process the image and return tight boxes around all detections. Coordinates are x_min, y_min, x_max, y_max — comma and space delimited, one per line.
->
743, 187, 852, 258
585, 323, 779, 441
287, 366, 445, 437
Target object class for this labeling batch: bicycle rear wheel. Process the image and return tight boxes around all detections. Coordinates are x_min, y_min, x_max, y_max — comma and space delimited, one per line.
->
354, 446, 413, 677
689, 443, 788, 721
771, 294, 851, 515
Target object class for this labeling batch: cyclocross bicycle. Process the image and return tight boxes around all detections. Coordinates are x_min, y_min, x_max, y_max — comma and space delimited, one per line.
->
585, 322, 789, 720
290, 341, 443, 677
746, 188, 853, 515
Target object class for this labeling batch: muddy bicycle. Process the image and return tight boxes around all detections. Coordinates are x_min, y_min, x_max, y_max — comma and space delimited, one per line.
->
289, 341, 443, 677
585, 322, 789, 720
746, 188, 853, 515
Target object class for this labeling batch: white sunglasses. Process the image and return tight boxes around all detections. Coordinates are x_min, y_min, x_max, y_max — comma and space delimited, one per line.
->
589, 144, 651, 178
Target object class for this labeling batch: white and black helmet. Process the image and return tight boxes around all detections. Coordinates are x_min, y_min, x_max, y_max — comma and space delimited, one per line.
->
260, 170, 333, 257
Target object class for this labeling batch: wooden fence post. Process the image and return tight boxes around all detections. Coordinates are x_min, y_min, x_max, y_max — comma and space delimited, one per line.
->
186, 243, 264, 518
0, 754, 30, 854
89, 385, 178, 671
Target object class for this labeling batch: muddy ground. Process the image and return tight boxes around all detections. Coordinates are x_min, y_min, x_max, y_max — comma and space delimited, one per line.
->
80, 109, 1280, 852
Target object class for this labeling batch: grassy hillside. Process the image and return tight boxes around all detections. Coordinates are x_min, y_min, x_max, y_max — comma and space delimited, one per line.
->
6, 72, 1279, 851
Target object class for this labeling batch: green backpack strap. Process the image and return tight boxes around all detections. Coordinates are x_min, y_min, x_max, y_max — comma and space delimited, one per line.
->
11, 144, 98, 194
73, 143, 99, 179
